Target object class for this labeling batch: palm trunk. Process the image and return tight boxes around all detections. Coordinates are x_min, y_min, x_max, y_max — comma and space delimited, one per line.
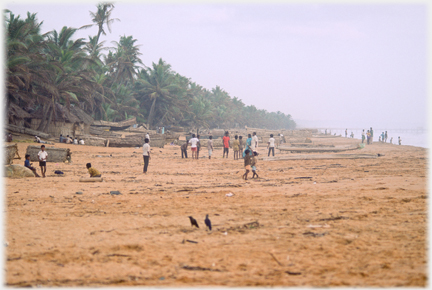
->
147, 97, 157, 129
42, 107, 54, 133
36, 104, 51, 131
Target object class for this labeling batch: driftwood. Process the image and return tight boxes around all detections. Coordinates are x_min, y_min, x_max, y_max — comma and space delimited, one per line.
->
6, 124, 51, 139
26, 145, 71, 162
5, 144, 20, 165
79, 177, 103, 182
261, 153, 377, 161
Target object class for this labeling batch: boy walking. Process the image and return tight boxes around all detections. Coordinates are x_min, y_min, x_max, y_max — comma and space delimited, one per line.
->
143, 138, 151, 173
222, 131, 230, 158
267, 134, 275, 157
242, 149, 252, 180
208, 136, 214, 159
251, 151, 259, 179
38, 145, 48, 178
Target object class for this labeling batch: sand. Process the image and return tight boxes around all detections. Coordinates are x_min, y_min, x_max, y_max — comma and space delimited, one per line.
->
4, 136, 427, 287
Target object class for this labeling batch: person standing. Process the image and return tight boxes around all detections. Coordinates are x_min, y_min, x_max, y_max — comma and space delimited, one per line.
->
242, 149, 252, 180
232, 135, 240, 160
188, 134, 199, 159
345, 129, 348, 138
398, 136, 402, 145
208, 136, 214, 160
142, 138, 151, 173
222, 131, 230, 158
181, 140, 188, 158
267, 134, 275, 157
196, 135, 201, 159
238, 136, 244, 157
366, 130, 371, 145
280, 133, 284, 144
361, 130, 365, 144
251, 132, 258, 152
370, 127, 374, 144
38, 145, 48, 178
385, 131, 388, 143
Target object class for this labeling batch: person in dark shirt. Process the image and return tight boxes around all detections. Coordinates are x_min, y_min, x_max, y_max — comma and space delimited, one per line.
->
242, 149, 252, 180
24, 154, 40, 177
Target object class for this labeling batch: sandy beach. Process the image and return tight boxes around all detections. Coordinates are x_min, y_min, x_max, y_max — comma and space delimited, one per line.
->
4, 136, 427, 287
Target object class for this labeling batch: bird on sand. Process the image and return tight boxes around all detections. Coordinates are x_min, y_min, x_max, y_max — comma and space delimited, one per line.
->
205, 214, 212, 231
188, 216, 199, 228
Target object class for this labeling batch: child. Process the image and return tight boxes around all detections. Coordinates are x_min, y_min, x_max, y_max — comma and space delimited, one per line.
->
38, 145, 48, 178
86, 163, 101, 177
251, 151, 259, 179
223, 131, 230, 158
242, 149, 251, 180
233, 135, 240, 160
79, 139, 85, 145
208, 136, 213, 160
73, 137, 78, 145
181, 140, 188, 158
189, 134, 199, 159
267, 134, 275, 157
143, 138, 151, 173
398, 136, 402, 145
24, 154, 40, 177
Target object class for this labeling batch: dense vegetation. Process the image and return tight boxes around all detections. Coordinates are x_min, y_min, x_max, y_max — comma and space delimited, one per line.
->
5, 3, 296, 131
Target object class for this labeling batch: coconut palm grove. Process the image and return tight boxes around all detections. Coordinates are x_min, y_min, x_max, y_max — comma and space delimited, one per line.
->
5, 3, 296, 131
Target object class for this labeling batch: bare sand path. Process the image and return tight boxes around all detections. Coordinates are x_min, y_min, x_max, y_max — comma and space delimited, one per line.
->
4, 136, 427, 287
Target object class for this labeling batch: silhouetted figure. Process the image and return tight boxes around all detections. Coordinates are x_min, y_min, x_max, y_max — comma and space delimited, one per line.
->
205, 214, 212, 231
188, 216, 199, 228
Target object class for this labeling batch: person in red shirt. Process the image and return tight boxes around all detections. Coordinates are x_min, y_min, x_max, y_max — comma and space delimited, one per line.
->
222, 131, 230, 158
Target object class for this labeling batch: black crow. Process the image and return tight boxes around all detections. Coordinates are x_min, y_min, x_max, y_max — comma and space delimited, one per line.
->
205, 214, 212, 231
188, 216, 199, 228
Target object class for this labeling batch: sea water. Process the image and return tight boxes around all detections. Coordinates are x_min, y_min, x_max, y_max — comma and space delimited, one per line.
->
320, 128, 428, 149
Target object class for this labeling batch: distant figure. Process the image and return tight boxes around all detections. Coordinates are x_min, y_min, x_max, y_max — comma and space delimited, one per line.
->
390, 137, 393, 144
189, 134, 199, 159
24, 154, 40, 177
73, 137, 78, 145
142, 138, 151, 173
280, 133, 284, 144
398, 136, 402, 145
66, 136, 72, 144
233, 135, 240, 160
243, 134, 252, 158
38, 145, 48, 178
145, 133, 150, 141
252, 132, 259, 151
223, 131, 230, 158
325, 129, 327, 135
181, 140, 188, 158
242, 149, 252, 180
350, 132, 354, 138
208, 136, 213, 160
268, 134, 275, 157
366, 130, 371, 144
86, 163, 101, 177
385, 131, 388, 143
7, 133, 12, 142
238, 136, 244, 156
205, 214, 212, 231
381, 132, 385, 142
251, 151, 259, 179
370, 127, 374, 144
79, 139, 85, 145
361, 130, 365, 143
196, 135, 201, 159
188, 216, 199, 228
345, 129, 348, 138
59, 134, 63, 143
379, 136, 381, 142
162, 127, 165, 134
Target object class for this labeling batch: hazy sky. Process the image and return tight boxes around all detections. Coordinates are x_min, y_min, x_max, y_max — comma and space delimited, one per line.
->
4, 1, 428, 129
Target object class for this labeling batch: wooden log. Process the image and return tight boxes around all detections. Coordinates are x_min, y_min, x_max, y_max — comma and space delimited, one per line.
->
79, 177, 103, 182
26, 145, 71, 162
6, 124, 51, 139
261, 153, 377, 161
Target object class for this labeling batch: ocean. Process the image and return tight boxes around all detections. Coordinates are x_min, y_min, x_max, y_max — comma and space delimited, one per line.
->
318, 128, 428, 149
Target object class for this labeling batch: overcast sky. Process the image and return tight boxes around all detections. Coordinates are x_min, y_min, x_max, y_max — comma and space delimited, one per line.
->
4, 1, 428, 129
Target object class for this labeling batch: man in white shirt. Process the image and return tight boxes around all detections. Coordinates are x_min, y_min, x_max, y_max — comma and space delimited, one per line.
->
188, 134, 199, 159
267, 134, 275, 156
142, 138, 151, 173
38, 145, 48, 178
251, 132, 258, 152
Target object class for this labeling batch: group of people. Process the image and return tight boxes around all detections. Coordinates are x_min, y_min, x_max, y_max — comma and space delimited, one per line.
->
59, 134, 85, 145
359, 128, 401, 145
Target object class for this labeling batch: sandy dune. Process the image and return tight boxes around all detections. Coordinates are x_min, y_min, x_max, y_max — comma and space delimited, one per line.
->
5, 136, 427, 287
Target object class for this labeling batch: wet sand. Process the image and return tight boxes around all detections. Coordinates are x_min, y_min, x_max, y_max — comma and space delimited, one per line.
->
5, 136, 427, 287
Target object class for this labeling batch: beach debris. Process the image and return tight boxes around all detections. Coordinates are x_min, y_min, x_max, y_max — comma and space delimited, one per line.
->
181, 265, 223, 272
159, 277, 165, 280
318, 216, 348, 221
54, 170, 64, 175
269, 253, 283, 266
226, 192, 234, 197
303, 231, 328, 237
205, 214, 212, 231
307, 224, 330, 228
188, 216, 199, 228
110, 191, 122, 195
79, 177, 103, 182
294, 176, 312, 179
285, 271, 302, 275
5, 164, 35, 178
75, 192, 83, 195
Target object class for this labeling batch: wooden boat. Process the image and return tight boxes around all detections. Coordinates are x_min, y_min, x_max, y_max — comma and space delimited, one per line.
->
26, 145, 71, 162
92, 117, 136, 131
